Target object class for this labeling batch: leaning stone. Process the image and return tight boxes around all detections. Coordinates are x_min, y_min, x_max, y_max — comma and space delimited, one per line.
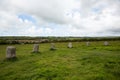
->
6, 46, 16, 59
50, 43, 56, 50
68, 42, 72, 48
104, 41, 109, 46
32, 44, 39, 53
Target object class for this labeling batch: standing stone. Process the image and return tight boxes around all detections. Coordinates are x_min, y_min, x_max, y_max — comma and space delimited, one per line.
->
104, 41, 109, 46
33, 44, 39, 53
6, 46, 16, 59
68, 42, 72, 48
86, 41, 90, 46
50, 43, 56, 50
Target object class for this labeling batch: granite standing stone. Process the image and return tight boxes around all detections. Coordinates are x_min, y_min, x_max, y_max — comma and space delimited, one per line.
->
50, 43, 56, 50
33, 44, 39, 52
86, 41, 90, 46
68, 42, 72, 48
6, 46, 16, 59
104, 41, 109, 46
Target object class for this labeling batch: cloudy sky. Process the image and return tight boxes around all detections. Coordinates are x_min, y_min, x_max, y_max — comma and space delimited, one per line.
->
0, 0, 120, 36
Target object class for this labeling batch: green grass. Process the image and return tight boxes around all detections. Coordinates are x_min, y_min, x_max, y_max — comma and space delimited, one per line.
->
0, 41, 120, 80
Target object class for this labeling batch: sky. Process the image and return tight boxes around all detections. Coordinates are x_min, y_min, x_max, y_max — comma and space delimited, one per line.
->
0, 0, 120, 37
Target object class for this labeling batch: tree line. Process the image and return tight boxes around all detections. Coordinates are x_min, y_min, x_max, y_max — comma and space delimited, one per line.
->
0, 36, 120, 44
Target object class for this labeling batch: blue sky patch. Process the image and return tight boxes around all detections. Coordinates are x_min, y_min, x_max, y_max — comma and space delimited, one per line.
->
92, 8, 101, 14
18, 13, 36, 23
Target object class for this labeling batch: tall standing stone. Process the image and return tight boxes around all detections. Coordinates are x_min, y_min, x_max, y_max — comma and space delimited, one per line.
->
50, 43, 56, 50
6, 46, 16, 59
68, 42, 72, 48
86, 41, 90, 46
104, 41, 109, 46
33, 44, 39, 53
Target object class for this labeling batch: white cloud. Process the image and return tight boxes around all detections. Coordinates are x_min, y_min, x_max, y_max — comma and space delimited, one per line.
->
45, 28, 53, 34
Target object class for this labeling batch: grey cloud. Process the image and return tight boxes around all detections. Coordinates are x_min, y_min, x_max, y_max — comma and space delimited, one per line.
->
107, 27, 120, 33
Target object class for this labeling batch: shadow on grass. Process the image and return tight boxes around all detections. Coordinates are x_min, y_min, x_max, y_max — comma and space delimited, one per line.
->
31, 51, 41, 54
30, 52, 42, 57
4, 57, 18, 62
50, 48, 56, 51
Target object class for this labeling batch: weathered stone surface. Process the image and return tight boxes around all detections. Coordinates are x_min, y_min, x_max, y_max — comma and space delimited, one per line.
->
50, 43, 56, 50
6, 46, 16, 59
104, 41, 109, 46
33, 44, 39, 52
68, 42, 72, 48
86, 41, 90, 46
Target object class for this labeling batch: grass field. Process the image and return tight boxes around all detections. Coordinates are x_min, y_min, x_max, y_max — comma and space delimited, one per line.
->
0, 41, 120, 80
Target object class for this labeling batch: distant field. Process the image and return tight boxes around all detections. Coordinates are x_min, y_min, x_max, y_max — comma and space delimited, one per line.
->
0, 41, 120, 80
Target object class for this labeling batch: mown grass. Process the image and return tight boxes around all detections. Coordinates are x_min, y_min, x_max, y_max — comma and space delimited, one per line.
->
0, 41, 120, 80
